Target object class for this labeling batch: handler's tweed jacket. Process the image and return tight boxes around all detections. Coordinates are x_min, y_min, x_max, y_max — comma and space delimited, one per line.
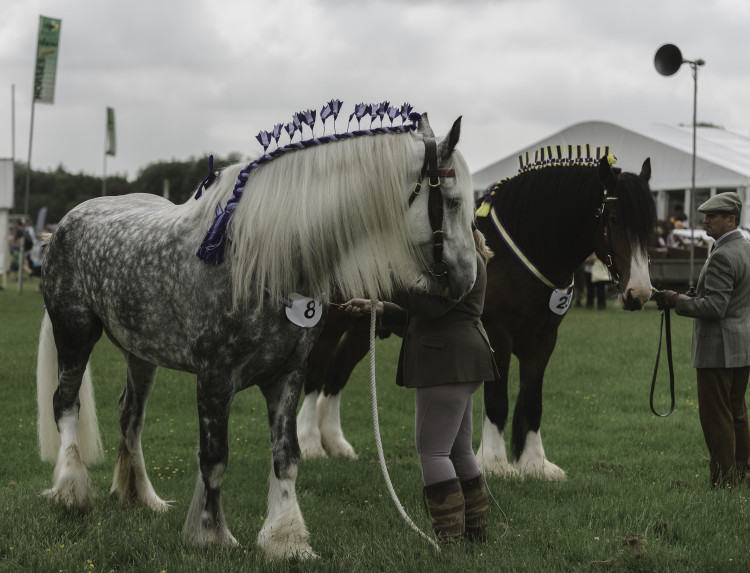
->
381, 252, 500, 388
675, 232, 750, 369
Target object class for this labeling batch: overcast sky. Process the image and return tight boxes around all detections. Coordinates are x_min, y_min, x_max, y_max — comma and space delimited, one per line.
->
2, 0, 749, 186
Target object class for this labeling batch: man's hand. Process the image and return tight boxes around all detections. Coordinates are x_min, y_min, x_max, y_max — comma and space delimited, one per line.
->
651, 290, 679, 309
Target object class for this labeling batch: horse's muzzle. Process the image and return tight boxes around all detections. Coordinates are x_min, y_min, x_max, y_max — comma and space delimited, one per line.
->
442, 281, 474, 303
620, 290, 645, 311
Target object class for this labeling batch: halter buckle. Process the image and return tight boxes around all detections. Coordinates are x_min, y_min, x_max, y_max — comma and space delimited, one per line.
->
430, 260, 448, 277
432, 229, 444, 246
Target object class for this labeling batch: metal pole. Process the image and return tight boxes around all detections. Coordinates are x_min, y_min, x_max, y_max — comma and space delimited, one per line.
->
3, 85, 14, 291
688, 62, 698, 289
102, 151, 107, 196
11, 84, 15, 160
102, 108, 108, 196
18, 97, 35, 295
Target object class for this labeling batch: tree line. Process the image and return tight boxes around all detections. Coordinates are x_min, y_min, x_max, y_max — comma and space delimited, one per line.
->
10, 152, 244, 225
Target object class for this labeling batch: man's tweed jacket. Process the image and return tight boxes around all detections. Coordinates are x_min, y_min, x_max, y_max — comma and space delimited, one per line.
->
675, 232, 750, 368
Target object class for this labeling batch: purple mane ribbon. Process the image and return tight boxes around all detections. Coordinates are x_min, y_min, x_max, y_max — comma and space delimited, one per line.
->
196, 101, 421, 264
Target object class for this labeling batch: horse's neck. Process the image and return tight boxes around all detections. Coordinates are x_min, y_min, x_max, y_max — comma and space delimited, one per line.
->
531, 234, 594, 287
497, 197, 599, 287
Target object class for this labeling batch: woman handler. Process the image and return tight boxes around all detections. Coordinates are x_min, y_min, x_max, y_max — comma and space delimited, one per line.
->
343, 228, 499, 543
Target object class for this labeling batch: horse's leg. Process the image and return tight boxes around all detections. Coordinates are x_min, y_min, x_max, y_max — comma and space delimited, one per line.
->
110, 352, 170, 511
298, 318, 346, 460
318, 317, 370, 459
258, 369, 316, 559
297, 388, 326, 459
475, 330, 517, 477
183, 372, 237, 547
512, 333, 566, 481
42, 310, 103, 511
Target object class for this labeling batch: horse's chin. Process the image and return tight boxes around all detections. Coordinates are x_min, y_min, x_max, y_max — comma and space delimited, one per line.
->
441, 281, 474, 302
618, 291, 648, 311
440, 285, 459, 301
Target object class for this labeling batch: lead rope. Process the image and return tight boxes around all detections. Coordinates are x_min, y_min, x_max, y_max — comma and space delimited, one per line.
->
368, 298, 441, 553
479, 398, 511, 539
650, 305, 675, 417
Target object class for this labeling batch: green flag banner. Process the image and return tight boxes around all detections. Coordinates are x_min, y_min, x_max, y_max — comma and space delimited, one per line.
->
106, 107, 116, 156
33, 16, 62, 104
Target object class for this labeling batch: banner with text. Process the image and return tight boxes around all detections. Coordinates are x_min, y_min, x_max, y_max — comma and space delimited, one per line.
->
33, 15, 62, 104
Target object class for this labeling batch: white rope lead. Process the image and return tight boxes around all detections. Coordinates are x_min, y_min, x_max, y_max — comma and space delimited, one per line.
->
368, 298, 440, 553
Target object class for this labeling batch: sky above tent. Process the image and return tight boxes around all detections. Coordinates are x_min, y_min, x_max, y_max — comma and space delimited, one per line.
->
1, 0, 749, 182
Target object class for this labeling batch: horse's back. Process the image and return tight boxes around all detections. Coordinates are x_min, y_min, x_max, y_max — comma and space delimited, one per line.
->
41, 193, 218, 367
54, 194, 177, 236
44, 193, 194, 297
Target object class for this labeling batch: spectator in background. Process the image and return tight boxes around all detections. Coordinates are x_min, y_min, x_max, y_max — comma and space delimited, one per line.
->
671, 203, 688, 229
664, 220, 686, 249
13, 220, 24, 247
24, 219, 36, 251
585, 253, 608, 310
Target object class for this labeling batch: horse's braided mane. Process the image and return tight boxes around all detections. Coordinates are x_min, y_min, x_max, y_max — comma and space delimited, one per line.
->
195, 101, 423, 265
476, 145, 654, 257
183, 101, 458, 310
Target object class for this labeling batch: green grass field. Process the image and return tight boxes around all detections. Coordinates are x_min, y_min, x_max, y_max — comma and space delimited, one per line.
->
2, 279, 749, 572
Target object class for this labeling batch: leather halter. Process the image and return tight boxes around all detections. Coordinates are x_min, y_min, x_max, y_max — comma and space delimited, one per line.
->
407, 137, 456, 279
595, 186, 622, 291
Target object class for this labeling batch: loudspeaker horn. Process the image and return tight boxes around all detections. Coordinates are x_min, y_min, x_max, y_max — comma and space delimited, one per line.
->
654, 44, 683, 76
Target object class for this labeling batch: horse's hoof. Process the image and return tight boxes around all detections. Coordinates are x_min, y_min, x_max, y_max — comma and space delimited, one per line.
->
220, 532, 239, 548
259, 542, 318, 560
294, 546, 319, 560
479, 460, 519, 478
515, 460, 567, 481
183, 527, 238, 548
321, 438, 358, 460
42, 486, 94, 513
299, 441, 328, 460
540, 462, 567, 481
144, 496, 173, 513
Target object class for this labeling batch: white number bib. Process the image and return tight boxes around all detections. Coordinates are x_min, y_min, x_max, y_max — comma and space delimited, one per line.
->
549, 287, 573, 316
285, 293, 324, 327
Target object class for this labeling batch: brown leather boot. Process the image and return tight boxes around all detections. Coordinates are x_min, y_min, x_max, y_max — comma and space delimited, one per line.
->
423, 478, 465, 543
461, 474, 489, 542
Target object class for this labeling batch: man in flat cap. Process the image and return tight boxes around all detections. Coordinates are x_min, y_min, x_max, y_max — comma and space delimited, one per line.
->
653, 192, 750, 488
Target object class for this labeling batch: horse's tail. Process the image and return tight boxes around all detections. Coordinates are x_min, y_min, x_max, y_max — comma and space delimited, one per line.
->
37, 310, 103, 464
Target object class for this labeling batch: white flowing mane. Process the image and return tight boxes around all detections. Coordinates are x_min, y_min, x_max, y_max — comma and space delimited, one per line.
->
195, 129, 429, 308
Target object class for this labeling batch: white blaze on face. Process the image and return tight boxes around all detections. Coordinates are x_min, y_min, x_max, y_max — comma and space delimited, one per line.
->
619, 251, 652, 309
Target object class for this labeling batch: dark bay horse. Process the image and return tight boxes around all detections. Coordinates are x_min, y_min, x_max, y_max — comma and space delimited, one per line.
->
298, 153, 655, 480
35, 108, 479, 559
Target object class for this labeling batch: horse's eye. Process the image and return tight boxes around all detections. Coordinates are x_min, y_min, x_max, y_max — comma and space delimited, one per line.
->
446, 198, 460, 211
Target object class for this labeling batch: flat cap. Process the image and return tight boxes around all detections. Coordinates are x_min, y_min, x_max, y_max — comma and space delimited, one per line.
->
697, 192, 743, 216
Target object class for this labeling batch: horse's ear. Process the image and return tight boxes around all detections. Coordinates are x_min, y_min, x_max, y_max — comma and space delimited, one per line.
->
598, 156, 618, 191
438, 116, 462, 161
419, 113, 435, 138
639, 158, 652, 183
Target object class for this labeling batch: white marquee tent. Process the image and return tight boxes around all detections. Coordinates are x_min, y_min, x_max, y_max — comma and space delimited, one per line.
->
471, 121, 750, 227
